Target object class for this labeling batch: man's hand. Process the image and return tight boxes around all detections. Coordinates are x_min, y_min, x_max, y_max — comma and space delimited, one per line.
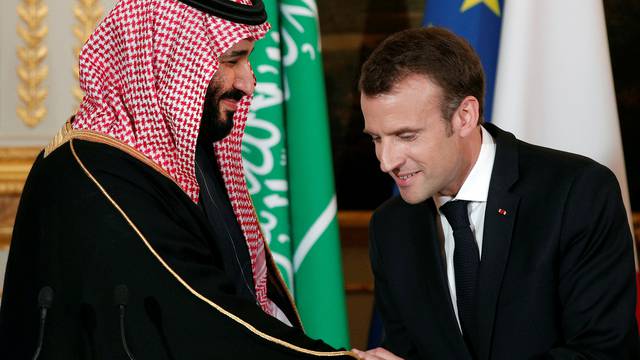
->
351, 347, 404, 360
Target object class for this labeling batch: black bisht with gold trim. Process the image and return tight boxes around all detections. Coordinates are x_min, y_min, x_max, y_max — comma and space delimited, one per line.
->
0, 125, 356, 359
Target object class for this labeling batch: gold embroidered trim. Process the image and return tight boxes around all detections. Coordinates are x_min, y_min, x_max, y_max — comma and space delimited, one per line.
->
44, 124, 178, 189
69, 130, 173, 181
69, 139, 356, 358
44, 122, 73, 157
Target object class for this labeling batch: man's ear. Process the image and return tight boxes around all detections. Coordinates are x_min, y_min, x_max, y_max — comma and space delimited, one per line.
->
451, 96, 480, 137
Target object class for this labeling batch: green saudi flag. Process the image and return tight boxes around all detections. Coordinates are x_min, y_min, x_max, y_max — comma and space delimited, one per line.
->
243, 0, 350, 349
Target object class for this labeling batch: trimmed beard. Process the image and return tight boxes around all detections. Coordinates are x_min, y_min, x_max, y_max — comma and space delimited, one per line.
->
199, 86, 244, 144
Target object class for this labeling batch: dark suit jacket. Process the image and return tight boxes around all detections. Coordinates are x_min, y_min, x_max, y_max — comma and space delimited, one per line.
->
369, 124, 638, 359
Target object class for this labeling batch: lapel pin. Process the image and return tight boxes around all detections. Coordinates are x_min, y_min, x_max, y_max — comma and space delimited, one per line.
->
498, 208, 508, 216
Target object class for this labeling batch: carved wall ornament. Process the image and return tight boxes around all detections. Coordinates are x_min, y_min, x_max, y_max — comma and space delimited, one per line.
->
16, 0, 49, 128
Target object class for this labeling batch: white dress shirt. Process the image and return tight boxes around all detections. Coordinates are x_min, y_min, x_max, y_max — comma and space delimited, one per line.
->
434, 125, 496, 331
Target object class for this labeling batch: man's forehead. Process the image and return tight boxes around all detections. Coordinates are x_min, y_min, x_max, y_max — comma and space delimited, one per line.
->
221, 39, 255, 57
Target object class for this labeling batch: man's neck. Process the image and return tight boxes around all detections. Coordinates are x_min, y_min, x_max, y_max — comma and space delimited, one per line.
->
439, 126, 483, 198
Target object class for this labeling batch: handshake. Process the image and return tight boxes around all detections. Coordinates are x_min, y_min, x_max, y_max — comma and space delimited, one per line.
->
352, 348, 403, 360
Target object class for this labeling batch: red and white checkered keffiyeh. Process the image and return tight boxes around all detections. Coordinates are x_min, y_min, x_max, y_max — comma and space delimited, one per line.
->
73, 0, 275, 315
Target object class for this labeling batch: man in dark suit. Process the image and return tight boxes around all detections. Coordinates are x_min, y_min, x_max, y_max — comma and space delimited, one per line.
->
352, 27, 638, 360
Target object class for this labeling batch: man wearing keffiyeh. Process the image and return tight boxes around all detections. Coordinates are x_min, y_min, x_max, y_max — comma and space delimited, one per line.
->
0, 0, 356, 358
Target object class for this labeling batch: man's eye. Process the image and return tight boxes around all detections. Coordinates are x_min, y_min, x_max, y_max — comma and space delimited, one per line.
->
399, 134, 416, 141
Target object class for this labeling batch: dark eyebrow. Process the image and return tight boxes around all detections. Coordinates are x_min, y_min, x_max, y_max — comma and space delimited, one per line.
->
363, 127, 420, 137
225, 50, 249, 57
222, 48, 255, 58
390, 127, 421, 135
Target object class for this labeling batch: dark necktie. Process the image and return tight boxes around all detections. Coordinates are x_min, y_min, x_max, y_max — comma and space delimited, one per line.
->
439, 200, 479, 355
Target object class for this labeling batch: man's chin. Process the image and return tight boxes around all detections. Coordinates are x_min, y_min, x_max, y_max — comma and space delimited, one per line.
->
199, 117, 235, 143
211, 116, 234, 142
399, 189, 431, 204
218, 111, 235, 126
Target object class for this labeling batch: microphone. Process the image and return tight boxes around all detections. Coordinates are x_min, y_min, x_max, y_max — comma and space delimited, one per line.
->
114, 284, 136, 360
32, 286, 54, 360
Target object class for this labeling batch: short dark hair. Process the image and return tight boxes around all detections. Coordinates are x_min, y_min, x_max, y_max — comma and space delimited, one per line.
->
359, 27, 485, 124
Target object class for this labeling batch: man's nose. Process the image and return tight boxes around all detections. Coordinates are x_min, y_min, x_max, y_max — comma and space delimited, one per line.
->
378, 142, 403, 173
234, 61, 255, 96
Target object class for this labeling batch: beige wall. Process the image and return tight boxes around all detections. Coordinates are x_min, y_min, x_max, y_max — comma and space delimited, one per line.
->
0, 0, 117, 145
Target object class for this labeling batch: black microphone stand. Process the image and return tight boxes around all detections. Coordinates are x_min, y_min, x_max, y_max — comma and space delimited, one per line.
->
32, 286, 54, 360
114, 284, 136, 360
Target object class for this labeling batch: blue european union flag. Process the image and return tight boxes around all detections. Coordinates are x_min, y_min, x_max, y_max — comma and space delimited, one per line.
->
423, 0, 503, 121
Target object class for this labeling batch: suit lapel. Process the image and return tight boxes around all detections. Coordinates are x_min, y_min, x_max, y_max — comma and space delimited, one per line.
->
411, 200, 471, 358
476, 193, 519, 360
475, 123, 521, 360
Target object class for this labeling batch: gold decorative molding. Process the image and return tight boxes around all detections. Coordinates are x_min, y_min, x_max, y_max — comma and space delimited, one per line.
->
73, 0, 104, 102
0, 147, 41, 195
0, 196, 20, 248
0, 147, 40, 248
16, 0, 49, 128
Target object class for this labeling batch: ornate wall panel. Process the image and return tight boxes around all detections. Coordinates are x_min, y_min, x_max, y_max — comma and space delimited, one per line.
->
0, 0, 115, 146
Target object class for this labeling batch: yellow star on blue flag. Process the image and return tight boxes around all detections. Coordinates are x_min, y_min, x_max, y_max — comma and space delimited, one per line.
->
422, 0, 504, 121
461, 0, 501, 17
